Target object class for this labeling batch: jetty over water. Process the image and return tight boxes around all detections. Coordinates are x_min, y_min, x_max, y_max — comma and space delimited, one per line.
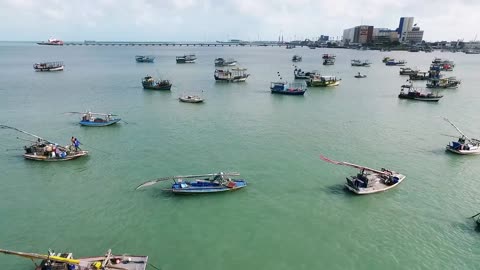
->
65, 41, 289, 47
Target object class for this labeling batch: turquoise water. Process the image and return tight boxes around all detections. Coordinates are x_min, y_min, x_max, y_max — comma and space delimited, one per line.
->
1, 43, 480, 269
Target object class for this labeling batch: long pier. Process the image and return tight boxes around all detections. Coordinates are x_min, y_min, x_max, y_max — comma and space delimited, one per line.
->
65, 41, 288, 47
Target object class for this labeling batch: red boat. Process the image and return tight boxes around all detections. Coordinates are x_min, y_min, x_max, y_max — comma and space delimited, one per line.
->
37, 38, 64, 46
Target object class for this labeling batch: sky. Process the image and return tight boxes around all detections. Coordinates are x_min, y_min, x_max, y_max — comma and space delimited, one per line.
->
1, 0, 478, 42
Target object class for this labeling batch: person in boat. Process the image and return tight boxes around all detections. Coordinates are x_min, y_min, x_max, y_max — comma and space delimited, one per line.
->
459, 136, 466, 144
358, 72, 361, 76
74, 137, 80, 151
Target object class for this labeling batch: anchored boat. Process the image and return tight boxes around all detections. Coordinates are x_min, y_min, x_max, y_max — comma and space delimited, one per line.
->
398, 83, 442, 102
322, 54, 336, 60
142, 75, 172, 90
270, 81, 306, 95
0, 248, 148, 270
33, 62, 64, 72
351, 60, 370, 67
214, 68, 250, 82
176, 54, 196, 63
0, 125, 88, 161
136, 172, 247, 194
385, 59, 406, 66
354, 72, 367, 78
323, 58, 335, 65
67, 111, 121, 126
307, 75, 340, 87
179, 95, 204, 103
135, 55, 155, 63
292, 55, 302, 62
444, 118, 480, 155
426, 77, 460, 89
399, 67, 418, 76
214, 57, 237, 66
320, 155, 406, 195
293, 67, 318, 79
37, 38, 63, 46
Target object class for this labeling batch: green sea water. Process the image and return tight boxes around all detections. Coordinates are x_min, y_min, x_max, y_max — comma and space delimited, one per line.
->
0, 43, 479, 269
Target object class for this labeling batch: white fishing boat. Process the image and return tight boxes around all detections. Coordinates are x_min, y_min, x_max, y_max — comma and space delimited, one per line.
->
444, 118, 480, 155
179, 95, 204, 103
214, 68, 249, 82
320, 155, 406, 195
33, 62, 64, 72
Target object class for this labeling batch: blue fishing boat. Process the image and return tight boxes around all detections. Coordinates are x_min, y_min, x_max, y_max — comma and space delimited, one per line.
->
270, 81, 306, 95
68, 111, 121, 127
136, 172, 247, 194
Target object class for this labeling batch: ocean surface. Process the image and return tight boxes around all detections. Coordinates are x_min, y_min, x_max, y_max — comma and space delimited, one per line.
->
0, 42, 479, 270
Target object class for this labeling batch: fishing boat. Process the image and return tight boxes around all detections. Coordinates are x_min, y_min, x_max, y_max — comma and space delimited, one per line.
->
176, 54, 196, 63
136, 172, 247, 194
426, 77, 460, 89
0, 125, 88, 161
292, 55, 302, 62
351, 60, 370, 67
286, 44, 296, 49
382, 56, 392, 63
385, 59, 406, 66
293, 67, 318, 79
399, 67, 418, 75
142, 75, 172, 90
354, 72, 367, 78
33, 62, 64, 72
323, 58, 335, 65
67, 111, 121, 126
432, 57, 455, 67
270, 81, 307, 95
37, 38, 63, 46
135, 55, 155, 63
179, 95, 204, 103
409, 71, 431, 80
214, 68, 250, 82
398, 83, 443, 102
320, 155, 406, 195
0, 248, 148, 270
214, 58, 237, 66
322, 54, 336, 60
444, 118, 480, 155
307, 75, 340, 87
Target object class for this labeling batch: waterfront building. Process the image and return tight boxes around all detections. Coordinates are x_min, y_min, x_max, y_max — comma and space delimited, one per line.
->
403, 26, 424, 44
397, 17, 414, 40
373, 28, 399, 43
342, 25, 373, 44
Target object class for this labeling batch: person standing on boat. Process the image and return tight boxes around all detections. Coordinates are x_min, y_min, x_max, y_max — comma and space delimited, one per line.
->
74, 138, 80, 151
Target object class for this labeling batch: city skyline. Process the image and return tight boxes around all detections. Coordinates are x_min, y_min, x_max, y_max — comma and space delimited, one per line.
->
1, 0, 478, 42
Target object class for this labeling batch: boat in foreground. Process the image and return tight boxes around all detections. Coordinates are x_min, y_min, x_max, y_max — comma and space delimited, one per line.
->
0, 248, 148, 270
67, 111, 121, 126
135, 55, 155, 63
320, 155, 406, 195
398, 83, 443, 102
142, 75, 172, 90
33, 62, 64, 72
270, 81, 306, 95
136, 172, 247, 194
0, 125, 88, 161
444, 118, 480, 155
179, 95, 204, 103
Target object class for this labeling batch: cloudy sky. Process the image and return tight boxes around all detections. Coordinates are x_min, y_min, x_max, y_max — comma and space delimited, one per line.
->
1, 0, 478, 42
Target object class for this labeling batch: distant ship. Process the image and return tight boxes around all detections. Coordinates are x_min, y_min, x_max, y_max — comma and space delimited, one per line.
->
37, 38, 64, 46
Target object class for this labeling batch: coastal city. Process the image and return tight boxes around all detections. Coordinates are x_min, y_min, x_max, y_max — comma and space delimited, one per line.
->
1, 1, 480, 269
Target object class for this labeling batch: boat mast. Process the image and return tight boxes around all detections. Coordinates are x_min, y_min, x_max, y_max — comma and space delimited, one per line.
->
443, 118, 470, 140
0, 125, 50, 143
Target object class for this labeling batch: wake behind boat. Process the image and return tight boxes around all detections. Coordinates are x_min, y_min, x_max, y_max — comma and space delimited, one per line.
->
0, 248, 148, 270
320, 155, 406, 195
0, 125, 88, 161
33, 62, 64, 72
136, 172, 247, 194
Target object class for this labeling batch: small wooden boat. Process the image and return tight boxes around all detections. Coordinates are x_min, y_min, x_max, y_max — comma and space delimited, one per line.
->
292, 55, 302, 62
142, 76, 172, 90
351, 60, 370, 67
320, 155, 406, 195
270, 81, 306, 95
293, 67, 318, 79
0, 125, 88, 161
214, 58, 237, 66
33, 62, 64, 72
37, 38, 63, 46
385, 59, 406, 66
214, 68, 249, 82
398, 83, 443, 102
0, 248, 148, 270
399, 67, 418, 75
354, 73, 367, 78
176, 54, 196, 63
444, 118, 480, 155
67, 111, 121, 126
135, 55, 155, 63
136, 172, 247, 194
179, 95, 204, 103
307, 75, 340, 87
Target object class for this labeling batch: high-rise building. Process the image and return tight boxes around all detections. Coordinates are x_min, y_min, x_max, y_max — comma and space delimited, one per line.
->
342, 25, 373, 44
397, 17, 414, 40
373, 28, 399, 43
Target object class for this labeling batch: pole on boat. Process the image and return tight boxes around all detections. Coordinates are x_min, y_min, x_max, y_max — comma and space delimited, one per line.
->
443, 118, 470, 141
469, 212, 480, 219
0, 125, 50, 143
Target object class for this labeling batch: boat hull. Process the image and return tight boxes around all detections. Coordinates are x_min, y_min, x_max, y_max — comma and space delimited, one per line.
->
345, 174, 406, 195
271, 89, 306, 95
79, 119, 121, 126
34, 66, 64, 72
445, 146, 480, 155
179, 98, 204, 103
398, 95, 441, 102
23, 151, 88, 161
170, 180, 247, 194
143, 85, 172, 90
